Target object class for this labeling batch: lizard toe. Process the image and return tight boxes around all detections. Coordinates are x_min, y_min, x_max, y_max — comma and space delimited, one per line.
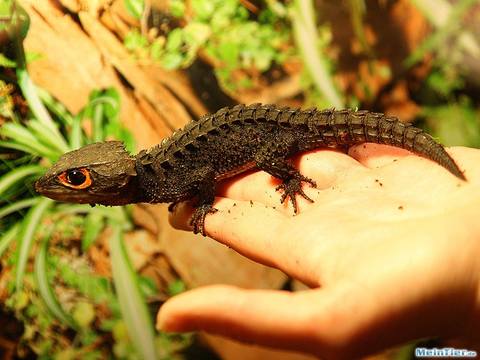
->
276, 177, 315, 214
190, 204, 218, 236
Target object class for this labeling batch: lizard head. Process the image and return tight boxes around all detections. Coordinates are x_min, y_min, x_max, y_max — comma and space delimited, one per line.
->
35, 141, 139, 206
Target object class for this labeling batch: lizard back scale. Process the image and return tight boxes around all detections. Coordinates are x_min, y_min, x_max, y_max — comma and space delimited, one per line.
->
36, 103, 466, 235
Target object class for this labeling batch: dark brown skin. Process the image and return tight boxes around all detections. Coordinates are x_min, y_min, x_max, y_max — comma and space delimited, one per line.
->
36, 141, 139, 206
35, 104, 466, 235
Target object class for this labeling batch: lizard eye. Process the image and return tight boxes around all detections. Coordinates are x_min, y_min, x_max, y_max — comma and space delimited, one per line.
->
58, 168, 92, 189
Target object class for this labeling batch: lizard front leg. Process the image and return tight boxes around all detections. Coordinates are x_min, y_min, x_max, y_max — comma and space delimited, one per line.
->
188, 167, 218, 236
254, 138, 317, 214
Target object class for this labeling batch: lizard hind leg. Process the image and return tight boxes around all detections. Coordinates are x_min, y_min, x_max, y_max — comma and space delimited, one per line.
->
254, 146, 317, 214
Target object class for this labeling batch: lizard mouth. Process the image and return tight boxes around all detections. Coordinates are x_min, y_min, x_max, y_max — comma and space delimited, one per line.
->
35, 180, 108, 203
35, 180, 133, 206
36, 187, 92, 203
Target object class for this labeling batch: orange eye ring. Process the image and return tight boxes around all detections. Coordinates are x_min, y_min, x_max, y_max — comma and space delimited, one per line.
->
58, 168, 92, 189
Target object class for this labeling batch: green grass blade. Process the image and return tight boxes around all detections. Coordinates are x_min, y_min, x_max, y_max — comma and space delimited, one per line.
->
34, 226, 78, 329
0, 197, 39, 219
347, 0, 372, 57
0, 140, 38, 155
16, 69, 69, 152
89, 95, 119, 111
124, 0, 145, 19
92, 104, 104, 143
82, 211, 104, 251
37, 87, 75, 126
69, 115, 83, 150
0, 165, 43, 200
27, 119, 67, 155
0, 123, 59, 159
103, 207, 132, 230
15, 197, 53, 290
291, 0, 344, 108
53, 204, 92, 215
53, 204, 117, 217
0, 224, 19, 258
1, 121, 40, 143
53, 206, 131, 231
110, 226, 158, 360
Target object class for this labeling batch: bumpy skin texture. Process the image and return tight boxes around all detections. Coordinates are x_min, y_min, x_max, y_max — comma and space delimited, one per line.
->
36, 104, 465, 235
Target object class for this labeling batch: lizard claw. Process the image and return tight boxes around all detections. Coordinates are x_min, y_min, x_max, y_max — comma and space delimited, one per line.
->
276, 175, 317, 214
190, 204, 218, 236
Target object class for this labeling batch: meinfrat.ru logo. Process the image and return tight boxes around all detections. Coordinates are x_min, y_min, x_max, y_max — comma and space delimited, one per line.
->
415, 347, 477, 358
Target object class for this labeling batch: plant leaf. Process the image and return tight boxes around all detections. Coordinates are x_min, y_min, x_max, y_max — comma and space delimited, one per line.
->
82, 211, 104, 251
0, 140, 41, 155
0, 53, 16, 67
0, 197, 39, 219
0, 223, 19, 258
110, 226, 158, 360
27, 119, 68, 154
17, 70, 69, 152
34, 225, 78, 329
15, 197, 53, 290
0, 122, 59, 159
124, 0, 145, 19
0, 165, 44, 200
290, 0, 343, 108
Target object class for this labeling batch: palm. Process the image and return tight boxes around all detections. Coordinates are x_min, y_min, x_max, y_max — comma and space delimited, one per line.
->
160, 144, 480, 359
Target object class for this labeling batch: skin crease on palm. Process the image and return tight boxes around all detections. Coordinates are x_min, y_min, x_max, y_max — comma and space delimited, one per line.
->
157, 143, 480, 359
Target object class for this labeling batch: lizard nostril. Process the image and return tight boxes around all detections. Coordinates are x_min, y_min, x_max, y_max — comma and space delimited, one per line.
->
34, 180, 42, 193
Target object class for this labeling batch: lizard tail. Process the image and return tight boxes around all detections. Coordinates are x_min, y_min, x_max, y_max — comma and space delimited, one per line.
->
409, 129, 465, 181
382, 122, 466, 181
296, 109, 465, 181
313, 110, 466, 181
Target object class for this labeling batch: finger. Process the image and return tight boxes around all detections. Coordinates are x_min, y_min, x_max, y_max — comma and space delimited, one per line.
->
156, 284, 376, 359
156, 285, 325, 355
219, 171, 320, 215
170, 198, 299, 270
348, 143, 412, 169
157, 276, 471, 359
217, 149, 364, 211
170, 198, 326, 284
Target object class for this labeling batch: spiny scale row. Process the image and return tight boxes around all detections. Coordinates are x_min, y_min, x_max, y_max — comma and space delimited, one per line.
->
147, 104, 399, 160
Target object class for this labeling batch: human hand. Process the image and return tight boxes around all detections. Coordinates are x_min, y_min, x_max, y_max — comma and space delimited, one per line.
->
158, 144, 480, 359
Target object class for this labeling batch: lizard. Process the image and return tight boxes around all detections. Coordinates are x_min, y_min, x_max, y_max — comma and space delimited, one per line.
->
35, 103, 466, 236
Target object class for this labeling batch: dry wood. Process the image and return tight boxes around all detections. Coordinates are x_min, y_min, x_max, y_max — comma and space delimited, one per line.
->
79, 11, 194, 130
100, 7, 134, 39
110, 0, 140, 27
142, 64, 208, 118
230, 72, 302, 105
19, 0, 161, 148
58, 0, 81, 12
134, 91, 172, 138
123, 229, 160, 270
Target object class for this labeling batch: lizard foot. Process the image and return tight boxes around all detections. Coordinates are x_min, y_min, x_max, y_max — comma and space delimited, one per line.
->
190, 204, 218, 236
276, 175, 317, 214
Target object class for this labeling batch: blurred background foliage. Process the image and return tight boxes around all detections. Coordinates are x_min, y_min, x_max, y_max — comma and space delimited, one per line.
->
0, 0, 479, 359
